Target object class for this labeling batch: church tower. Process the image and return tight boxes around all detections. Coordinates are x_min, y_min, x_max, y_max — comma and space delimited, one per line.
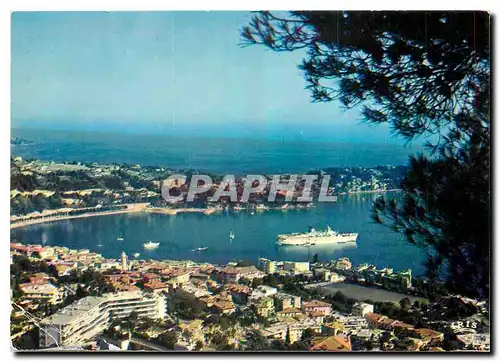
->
121, 251, 128, 271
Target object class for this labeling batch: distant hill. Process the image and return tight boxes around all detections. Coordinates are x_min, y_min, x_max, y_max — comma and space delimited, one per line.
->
11, 137, 34, 146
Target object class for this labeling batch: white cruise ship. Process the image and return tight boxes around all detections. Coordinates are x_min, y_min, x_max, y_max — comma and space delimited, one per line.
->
143, 241, 160, 249
277, 226, 358, 246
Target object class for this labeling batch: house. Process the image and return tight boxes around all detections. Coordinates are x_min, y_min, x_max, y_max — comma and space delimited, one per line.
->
309, 311, 326, 324
351, 302, 374, 317
212, 293, 236, 315
169, 270, 191, 284
274, 292, 301, 311
226, 283, 252, 304
313, 268, 332, 282
365, 312, 416, 334
143, 273, 160, 283
322, 321, 345, 336
18, 282, 62, 305
251, 285, 277, 300
189, 272, 210, 283
391, 320, 414, 333
54, 263, 77, 277
143, 280, 169, 294
253, 297, 275, 318
261, 324, 303, 344
261, 324, 288, 342
310, 335, 352, 352
212, 266, 263, 284
276, 308, 305, 319
29, 273, 51, 285
301, 300, 332, 316
409, 328, 444, 344
283, 261, 310, 274
212, 299, 236, 315
258, 258, 277, 274
364, 312, 385, 329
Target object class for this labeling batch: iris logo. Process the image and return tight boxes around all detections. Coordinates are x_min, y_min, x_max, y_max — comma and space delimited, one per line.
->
450, 320, 478, 334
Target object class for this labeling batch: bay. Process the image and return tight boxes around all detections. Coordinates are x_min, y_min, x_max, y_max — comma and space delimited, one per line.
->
10, 193, 427, 276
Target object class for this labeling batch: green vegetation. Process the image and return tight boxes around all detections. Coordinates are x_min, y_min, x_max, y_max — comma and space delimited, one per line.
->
169, 293, 207, 320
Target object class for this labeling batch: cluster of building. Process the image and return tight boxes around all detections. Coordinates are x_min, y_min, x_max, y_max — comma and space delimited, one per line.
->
312, 258, 413, 293
11, 157, 163, 217
10, 242, 489, 352
11, 157, 407, 221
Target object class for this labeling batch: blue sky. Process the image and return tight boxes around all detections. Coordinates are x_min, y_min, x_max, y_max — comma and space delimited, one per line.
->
11, 11, 411, 144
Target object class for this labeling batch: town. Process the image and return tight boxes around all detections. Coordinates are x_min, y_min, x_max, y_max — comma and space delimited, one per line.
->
10, 242, 489, 352
11, 156, 406, 218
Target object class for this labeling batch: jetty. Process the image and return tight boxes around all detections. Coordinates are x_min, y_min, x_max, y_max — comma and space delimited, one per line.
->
143, 207, 217, 215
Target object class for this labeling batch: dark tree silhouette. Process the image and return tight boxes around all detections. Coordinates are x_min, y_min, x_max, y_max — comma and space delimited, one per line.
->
241, 11, 490, 298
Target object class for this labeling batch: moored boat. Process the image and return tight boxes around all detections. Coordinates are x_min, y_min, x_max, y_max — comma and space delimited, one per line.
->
277, 226, 358, 246
143, 241, 160, 249
192, 246, 208, 252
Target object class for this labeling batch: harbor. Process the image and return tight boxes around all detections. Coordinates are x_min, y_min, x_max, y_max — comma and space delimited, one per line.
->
10, 194, 427, 276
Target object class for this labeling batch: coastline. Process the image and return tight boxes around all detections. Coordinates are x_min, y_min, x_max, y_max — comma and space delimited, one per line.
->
10, 204, 223, 229
10, 203, 150, 229
9, 191, 399, 230
338, 188, 402, 195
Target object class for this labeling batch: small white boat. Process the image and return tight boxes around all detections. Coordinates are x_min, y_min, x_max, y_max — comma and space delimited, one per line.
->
133, 253, 140, 258
229, 231, 235, 240
192, 247, 208, 252
97, 244, 103, 247
116, 237, 124, 241
143, 241, 160, 249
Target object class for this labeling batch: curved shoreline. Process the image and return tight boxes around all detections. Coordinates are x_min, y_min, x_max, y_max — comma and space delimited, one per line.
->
10, 191, 400, 230
10, 203, 150, 229
10, 204, 221, 229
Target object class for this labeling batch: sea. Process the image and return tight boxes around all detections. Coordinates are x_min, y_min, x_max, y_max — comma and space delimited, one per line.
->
10, 128, 427, 275
11, 128, 421, 175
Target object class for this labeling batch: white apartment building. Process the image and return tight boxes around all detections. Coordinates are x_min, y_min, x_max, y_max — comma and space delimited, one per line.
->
39, 291, 166, 348
258, 258, 276, 274
351, 302, 374, 317
19, 283, 63, 305
283, 261, 310, 274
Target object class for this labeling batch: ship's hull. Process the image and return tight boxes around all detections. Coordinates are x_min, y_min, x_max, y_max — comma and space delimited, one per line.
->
144, 243, 160, 249
277, 233, 358, 246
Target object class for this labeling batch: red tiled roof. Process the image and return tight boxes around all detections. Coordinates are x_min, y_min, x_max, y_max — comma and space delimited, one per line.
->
144, 280, 167, 290
310, 336, 352, 352
303, 300, 331, 308
365, 312, 383, 324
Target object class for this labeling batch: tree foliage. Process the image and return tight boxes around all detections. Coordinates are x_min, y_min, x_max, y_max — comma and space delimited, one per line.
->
241, 11, 490, 298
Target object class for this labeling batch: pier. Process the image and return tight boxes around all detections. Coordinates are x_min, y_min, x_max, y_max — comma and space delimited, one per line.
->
143, 207, 217, 215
